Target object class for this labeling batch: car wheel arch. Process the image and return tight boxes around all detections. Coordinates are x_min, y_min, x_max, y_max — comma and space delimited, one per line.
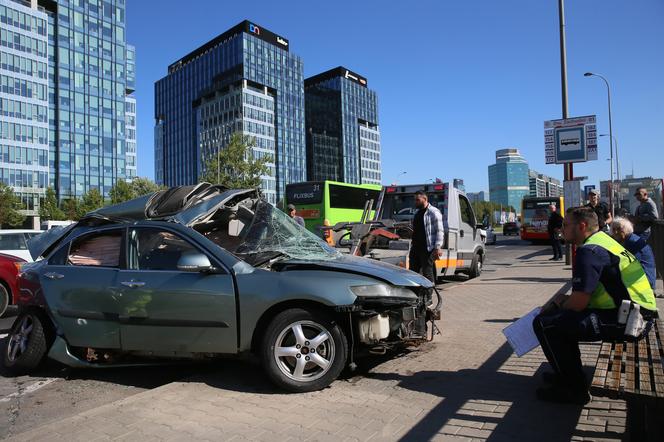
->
250, 299, 342, 354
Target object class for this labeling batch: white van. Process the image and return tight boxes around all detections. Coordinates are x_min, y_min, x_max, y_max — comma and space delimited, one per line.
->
41, 220, 74, 230
363, 182, 486, 279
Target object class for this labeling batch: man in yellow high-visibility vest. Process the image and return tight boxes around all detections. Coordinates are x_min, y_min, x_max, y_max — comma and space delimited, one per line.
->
532, 206, 657, 404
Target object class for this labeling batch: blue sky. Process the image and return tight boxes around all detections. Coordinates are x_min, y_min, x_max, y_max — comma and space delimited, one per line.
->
127, 0, 664, 192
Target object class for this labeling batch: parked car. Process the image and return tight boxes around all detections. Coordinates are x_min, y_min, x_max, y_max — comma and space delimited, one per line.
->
480, 225, 497, 245
4, 184, 440, 392
502, 222, 520, 236
0, 253, 26, 317
0, 230, 42, 261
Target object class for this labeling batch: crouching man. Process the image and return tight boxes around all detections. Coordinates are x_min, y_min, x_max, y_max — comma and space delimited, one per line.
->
532, 207, 657, 404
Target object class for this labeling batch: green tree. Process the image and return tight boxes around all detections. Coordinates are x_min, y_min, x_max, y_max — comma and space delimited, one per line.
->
39, 187, 66, 221
109, 179, 134, 204
202, 133, 272, 188
80, 188, 104, 215
0, 183, 25, 228
130, 177, 163, 197
61, 198, 82, 221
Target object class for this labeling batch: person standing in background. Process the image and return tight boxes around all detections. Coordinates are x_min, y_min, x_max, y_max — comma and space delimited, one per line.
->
632, 187, 659, 241
547, 204, 564, 261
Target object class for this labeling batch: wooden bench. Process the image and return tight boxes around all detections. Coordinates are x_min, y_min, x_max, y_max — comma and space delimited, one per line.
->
590, 318, 664, 441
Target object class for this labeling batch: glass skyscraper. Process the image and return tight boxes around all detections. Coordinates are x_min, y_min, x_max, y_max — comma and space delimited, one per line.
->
155, 20, 305, 204
305, 67, 381, 185
43, 0, 134, 200
488, 148, 530, 212
1, 0, 135, 222
0, 0, 49, 217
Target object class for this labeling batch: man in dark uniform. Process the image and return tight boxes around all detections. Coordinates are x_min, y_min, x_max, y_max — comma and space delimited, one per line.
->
532, 207, 657, 404
547, 204, 563, 261
584, 189, 612, 232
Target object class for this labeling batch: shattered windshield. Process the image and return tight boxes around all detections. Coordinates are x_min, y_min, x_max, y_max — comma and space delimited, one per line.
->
235, 200, 340, 261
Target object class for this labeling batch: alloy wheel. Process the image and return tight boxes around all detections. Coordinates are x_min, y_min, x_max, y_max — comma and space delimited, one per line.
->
273, 320, 335, 382
6, 315, 33, 362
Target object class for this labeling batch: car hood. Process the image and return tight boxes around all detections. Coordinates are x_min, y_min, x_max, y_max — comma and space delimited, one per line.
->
272, 254, 434, 288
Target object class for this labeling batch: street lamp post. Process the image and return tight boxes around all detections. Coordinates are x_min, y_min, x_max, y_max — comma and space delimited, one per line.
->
584, 72, 615, 216
600, 133, 621, 209
392, 171, 407, 185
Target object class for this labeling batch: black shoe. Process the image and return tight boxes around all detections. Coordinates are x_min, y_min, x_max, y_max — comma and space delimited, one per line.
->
555, 257, 563, 261
536, 384, 590, 405
549, 257, 558, 261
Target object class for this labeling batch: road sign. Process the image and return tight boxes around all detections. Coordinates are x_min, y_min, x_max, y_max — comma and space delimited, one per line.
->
544, 115, 597, 164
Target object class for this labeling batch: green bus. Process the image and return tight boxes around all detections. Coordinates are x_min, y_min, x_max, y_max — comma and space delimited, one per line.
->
285, 180, 382, 236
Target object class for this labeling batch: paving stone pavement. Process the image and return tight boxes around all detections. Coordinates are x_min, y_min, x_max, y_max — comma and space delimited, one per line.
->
8, 254, 659, 442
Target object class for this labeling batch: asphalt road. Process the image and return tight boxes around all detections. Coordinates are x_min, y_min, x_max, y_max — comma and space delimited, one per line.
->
0, 233, 548, 439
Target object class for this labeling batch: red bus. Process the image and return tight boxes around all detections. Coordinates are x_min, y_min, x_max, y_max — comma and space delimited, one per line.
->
520, 196, 564, 241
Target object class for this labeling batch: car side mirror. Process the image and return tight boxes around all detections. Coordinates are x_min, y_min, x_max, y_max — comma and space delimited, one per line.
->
177, 251, 214, 273
475, 223, 484, 229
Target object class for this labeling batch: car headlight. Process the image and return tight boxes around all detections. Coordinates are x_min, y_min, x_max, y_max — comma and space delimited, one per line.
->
350, 284, 416, 299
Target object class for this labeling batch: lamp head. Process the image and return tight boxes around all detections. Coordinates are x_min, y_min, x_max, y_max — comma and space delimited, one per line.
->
584, 72, 593, 77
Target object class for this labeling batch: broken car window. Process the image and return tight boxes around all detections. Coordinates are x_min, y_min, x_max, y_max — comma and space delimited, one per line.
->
134, 228, 199, 271
234, 200, 340, 262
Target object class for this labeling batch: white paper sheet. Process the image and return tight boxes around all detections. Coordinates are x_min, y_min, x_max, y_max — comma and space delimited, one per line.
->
502, 307, 542, 357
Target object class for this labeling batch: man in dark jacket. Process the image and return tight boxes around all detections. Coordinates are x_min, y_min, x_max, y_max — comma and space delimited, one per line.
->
547, 204, 564, 261
584, 189, 612, 232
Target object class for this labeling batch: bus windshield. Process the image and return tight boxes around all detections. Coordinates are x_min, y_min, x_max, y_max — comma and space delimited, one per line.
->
521, 197, 564, 239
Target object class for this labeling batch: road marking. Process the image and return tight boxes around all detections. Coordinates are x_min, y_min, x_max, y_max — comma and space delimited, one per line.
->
0, 378, 58, 403
0, 334, 7, 339
494, 246, 506, 248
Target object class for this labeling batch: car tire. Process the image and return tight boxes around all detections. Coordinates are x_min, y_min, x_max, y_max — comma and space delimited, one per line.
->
0, 282, 9, 318
468, 253, 482, 279
2, 311, 50, 375
261, 308, 348, 392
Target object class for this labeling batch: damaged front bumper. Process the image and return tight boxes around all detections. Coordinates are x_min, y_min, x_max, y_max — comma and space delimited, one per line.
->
336, 286, 442, 350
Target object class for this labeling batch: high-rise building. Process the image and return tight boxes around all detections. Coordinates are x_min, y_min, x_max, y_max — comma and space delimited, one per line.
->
0, 0, 50, 218
305, 67, 381, 185
488, 148, 529, 211
1, 0, 136, 221
528, 169, 562, 198
467, 191, 488, 203
43, 0, 135, 200
155, 20, 305, 204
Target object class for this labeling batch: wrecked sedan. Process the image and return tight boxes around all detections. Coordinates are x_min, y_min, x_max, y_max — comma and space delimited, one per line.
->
4, 184, 440, 392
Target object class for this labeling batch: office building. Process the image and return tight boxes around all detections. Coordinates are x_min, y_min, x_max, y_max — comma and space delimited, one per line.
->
467, 191, 488, 203
305, 67, 380, 185
155, 20, 305, 204
600, 175, 663, 215
1, 0, 136, 220
528, 169, 562, 198
43, 0, 135, 199
488, 148, 529, 211
0, 0, 49, 217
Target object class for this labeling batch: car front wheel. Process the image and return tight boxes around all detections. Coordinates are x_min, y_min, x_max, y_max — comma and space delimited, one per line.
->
0, 283, 9, 317
2, 312, 50, 375
261, 308, 347, 392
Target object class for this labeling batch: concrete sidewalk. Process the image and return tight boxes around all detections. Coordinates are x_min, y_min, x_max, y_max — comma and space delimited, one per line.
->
7, 255, 638, 441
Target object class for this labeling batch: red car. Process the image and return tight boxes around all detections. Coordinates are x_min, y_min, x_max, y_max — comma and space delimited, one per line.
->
0, 253, 26, 317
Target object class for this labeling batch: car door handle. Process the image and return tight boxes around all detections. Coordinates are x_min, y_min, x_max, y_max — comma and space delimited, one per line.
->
460, 230, 465, 237
45, 272, 64, 280
121, 281, 145, 288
